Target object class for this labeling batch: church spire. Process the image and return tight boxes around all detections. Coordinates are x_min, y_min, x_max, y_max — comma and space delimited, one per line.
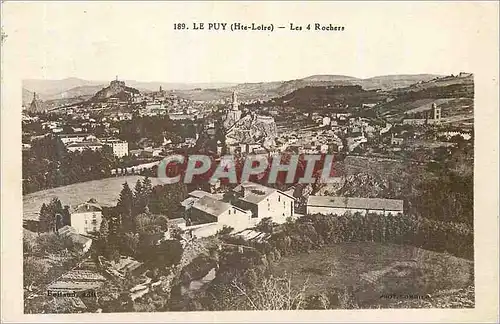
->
232, 91, 238, 111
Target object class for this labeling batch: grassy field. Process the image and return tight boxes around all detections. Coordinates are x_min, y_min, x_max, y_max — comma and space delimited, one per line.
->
271, 242, 473, 307
23, 176, 166, 220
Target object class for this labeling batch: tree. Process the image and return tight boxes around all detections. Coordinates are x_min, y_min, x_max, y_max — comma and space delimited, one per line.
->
38, 203, 53, 233
117, 182, 134, 232
133, 177, 153, 216
99, 217, 110, 240
148, 183, 188, 218
122, 232, 140, 257
255, 217, 274, 234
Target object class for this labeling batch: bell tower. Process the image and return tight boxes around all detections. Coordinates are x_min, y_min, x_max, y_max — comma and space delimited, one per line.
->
223, 91, 242, 129
232, 91, 239, 111
432, 103, 441, 122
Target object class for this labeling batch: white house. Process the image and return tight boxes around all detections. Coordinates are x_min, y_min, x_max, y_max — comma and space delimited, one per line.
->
306, 195, 404, 216
187, 195, 252, 232
182, 182, 295, 235
231, 182, 296, 225
70, 201, 103, 235
102, 138, 129, 158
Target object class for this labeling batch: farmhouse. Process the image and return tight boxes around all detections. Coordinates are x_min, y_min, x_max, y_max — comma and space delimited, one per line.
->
306, 195, 404, 216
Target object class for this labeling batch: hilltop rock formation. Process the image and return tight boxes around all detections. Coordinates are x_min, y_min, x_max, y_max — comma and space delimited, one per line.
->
225, 113, 278, 147
91, 79, 140, 102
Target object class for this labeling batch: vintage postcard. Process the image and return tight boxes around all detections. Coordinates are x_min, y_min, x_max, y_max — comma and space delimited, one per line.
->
1, 1, 499, 323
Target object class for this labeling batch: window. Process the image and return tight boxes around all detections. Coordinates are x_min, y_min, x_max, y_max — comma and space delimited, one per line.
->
229, 210, 231, 215
278, 196, 280, 202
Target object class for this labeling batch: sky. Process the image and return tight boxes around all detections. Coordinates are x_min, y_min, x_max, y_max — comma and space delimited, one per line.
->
2, 1, 497, 83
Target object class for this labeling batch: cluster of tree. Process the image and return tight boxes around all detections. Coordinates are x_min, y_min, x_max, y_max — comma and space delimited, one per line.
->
408, 143, 473, 226
94, 178, 185, 271
22, 135, 118, 194
37, 197, 71, 233
247, 213, 472, 261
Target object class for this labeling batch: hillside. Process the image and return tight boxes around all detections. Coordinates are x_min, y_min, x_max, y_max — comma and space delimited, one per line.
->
273, 243, 473, 308
24, 74, 440, 104
23, 176, 166, 221
173, 74, 440, 102
249, 85, 386, 112
43, 84, 105, 101
376, 73, 474, 118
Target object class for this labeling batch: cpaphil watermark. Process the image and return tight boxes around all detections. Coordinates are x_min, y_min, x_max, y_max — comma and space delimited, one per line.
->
157, 153, 338, 185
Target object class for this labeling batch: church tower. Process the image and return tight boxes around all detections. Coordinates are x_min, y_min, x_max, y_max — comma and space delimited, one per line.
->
232, 91, 239, 111
29, 92, 42, 112
432, 103, 441, 122
224, 91, 242, 129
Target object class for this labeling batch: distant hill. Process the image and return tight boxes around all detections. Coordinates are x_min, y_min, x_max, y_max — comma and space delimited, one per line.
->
239, 73, 473, 120
23, 78, 103, 98
361, 74, 442, 91
23, 74, 441, 103
301, 75, 360, 82
22, 78, 237, 100
127, 81, 237, 92
42, 84, 105, 101
250, 85, 386, 112
172, 74, 441, 102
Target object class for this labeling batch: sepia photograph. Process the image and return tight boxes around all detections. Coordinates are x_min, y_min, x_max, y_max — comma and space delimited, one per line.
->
1, 1, 499, 323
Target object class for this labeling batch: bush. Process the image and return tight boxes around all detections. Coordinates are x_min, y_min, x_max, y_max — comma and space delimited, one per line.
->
35, 233, 80, 255
217, 225, 234, 237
